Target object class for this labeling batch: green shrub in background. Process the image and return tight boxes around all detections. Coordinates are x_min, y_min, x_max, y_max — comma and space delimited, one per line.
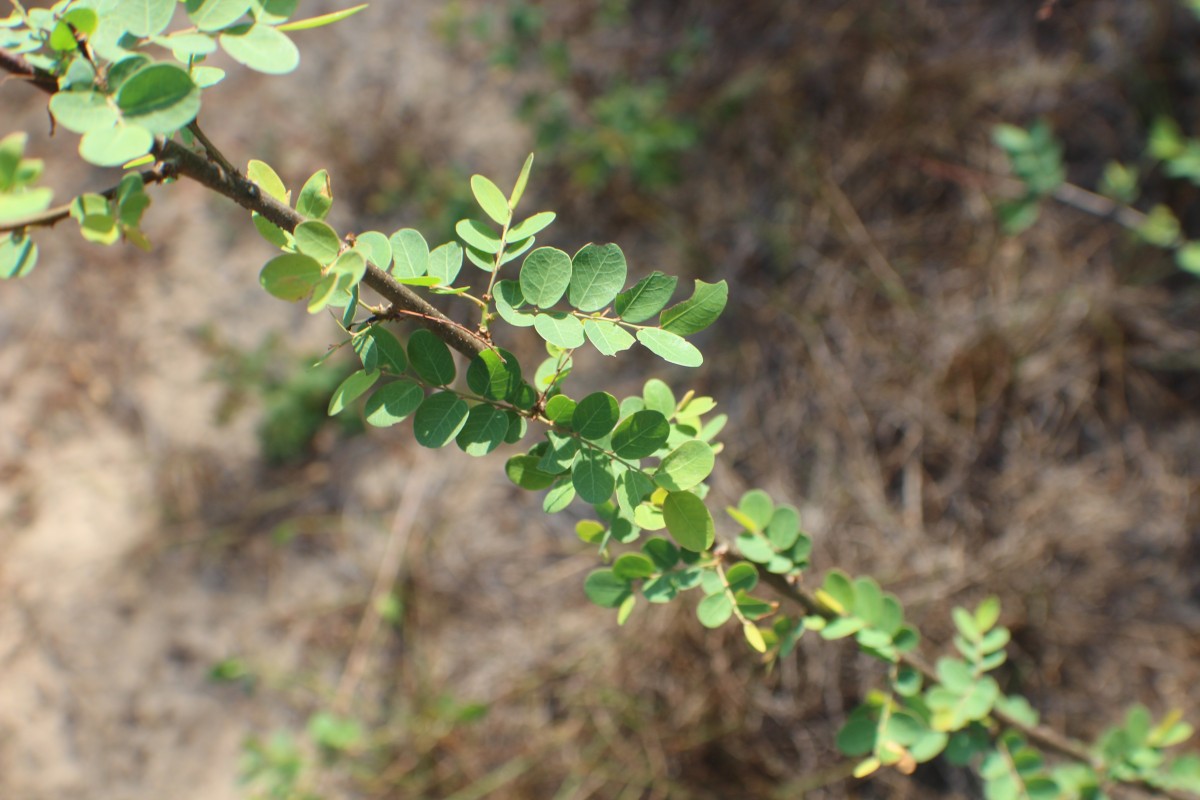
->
2, 2, 1199, 799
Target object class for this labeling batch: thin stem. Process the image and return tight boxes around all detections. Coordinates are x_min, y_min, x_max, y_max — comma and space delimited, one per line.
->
0, 161, 175, 234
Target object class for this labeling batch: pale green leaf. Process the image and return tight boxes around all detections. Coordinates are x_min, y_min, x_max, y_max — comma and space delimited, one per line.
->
569, 243, 627, 311
219, 23, 300, 75
663, 490, 714, 552
637, 328, 703, 367
519, 246, 572, 307
470, 174, 511, 225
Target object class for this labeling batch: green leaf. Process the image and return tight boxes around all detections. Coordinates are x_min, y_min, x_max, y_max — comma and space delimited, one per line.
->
259, 252, 322, 300
617, 470, 655, 514
455, 218, 503, 254
542, 478, 576, 514
573, 449, 616, 505
355, 325, 408, 373
250, 0, 300, 25
191, 66, 226, 88
428, 242, 463, 285
456, 404, 509, 456
117, 0, 176, 37
247, 159, 288, 203
508, 211, 555, 241
329, 249, 366, 289
637, 328, 703, 367
725, 562, 758, 593
735, 532, 774, 563
296, 169, 332, 220
766, 505, 801, 549
275, 3, 367, 31
407, 329, 456, 386
697, 593, 733, 628
659, 279, 728, 336
520, 247, 572, 307
328, 368, 379, 415
537, 431, 579, 474
505, 454, 558, 490
470, 174, 511, 226
307, 272, 339, 313
49, 91, 119, 135
354, 231, 391, 269
412, 391, 469, 448
466, 348, 521, 401
115, 63, 201, 134
219, 23, 300, 75
743, 622, 767, 652
533, 312, 585, 349
510, 153, 534, 208
1177, 242, 1200, 276
79, 124, 154, 167
186, 0, 253, 31
0, 188, 53, 223
582, 319, 635, 356
569, 243, 627, 311
642, 537, 679, 571
642, 379, 675, 418
572, 392, 620, 440
583, 569, 631, 608
611, 410, 670, 459
615, 271, 677, 323
654, 440, 715, 492
493, 280, 536, 327
252, 214, 286, 249
613, 553, 656, 581
363, 379, 423, 427
543, 394, 577, 425
294, 220, 341, 264
50, 8, 98, 50
390, 228, 429, 278
0, 233, 37, 279
822, 570, 857, 614
663, 491, 714, 552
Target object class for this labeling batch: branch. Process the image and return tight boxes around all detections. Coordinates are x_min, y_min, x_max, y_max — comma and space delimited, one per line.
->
754, 569, 1195, 800
0, 45, 488, 360
0, 161, 175, 233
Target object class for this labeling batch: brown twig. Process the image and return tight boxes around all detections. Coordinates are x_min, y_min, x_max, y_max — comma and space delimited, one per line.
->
0, 44, 489, 360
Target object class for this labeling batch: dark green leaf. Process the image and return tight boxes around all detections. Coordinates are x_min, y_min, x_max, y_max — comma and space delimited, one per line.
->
364, 380, 423, 427
466, 348, 522, 401
407, 329, 456, 386
611, 410, 670, 459
613, 553, 656, 580
569, 243, 627, 312
572, 392, 619, 440
115, 63, 201, 134
642, 537, 679, 571
615, 271, 677, 323
505, 454, 558, 490
659, 279, 728, 335
412, 391, 469, 448
573, 449, 616, 505
455, 404, 508, 456
584, 569, 631, 608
